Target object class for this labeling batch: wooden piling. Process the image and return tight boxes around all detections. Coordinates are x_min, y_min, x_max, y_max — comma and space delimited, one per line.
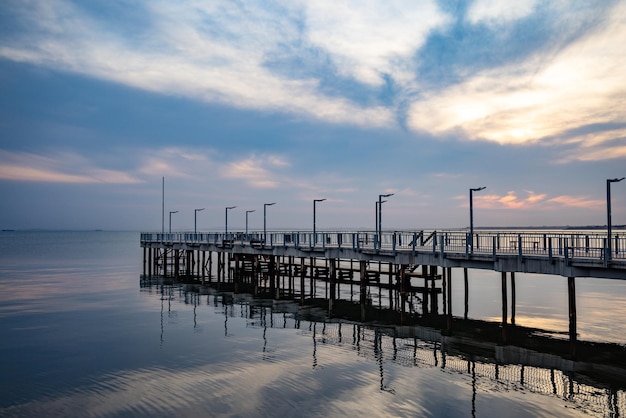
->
300, 257, 306, 303
360, 260, 367, 322
447, 267, 452, 332
501, 271, 508, 343
163, 249, 168, 277
329, 258, 337, 314
464, 267, 469, 320
510, 272, 516, 325
568, 276, 577, 358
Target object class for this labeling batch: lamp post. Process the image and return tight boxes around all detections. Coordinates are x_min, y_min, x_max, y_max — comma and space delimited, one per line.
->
469, 186, 486, 253
194, 208, 204, 234
264, 202, 276, 243
313, 198, 326, 245
378, 193, 394, 241
375, 200, 387, 234
607, 178, 624, 260
245, 210, 255, 236
169, 210, 178, 234
225, 206, 236, 235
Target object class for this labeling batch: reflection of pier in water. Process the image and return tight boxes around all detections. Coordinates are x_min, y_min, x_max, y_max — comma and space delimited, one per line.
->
140, 282, 625, 417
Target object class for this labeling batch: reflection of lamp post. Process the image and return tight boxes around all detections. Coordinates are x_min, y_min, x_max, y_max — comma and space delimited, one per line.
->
264, 202, 276, 242
194, 208, 204, 234
469, 187, 486, 253
378, 193, 394, 238
313, 198, 326, 245
607, 178, 624, 260
245, 210, 255, 235
169, 210, 178, 234
225, 206, 236, 235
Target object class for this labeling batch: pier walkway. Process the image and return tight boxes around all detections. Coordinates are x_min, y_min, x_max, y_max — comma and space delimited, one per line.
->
141, 229, 626, 280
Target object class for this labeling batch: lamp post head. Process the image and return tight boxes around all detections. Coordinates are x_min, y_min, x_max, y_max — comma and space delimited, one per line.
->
471, 186, 486, 192
170, 210, 178, 214
314, 198, 327, 203
380, 193, 394, 199
608, 177, 625, 183
226, 206, 237, 210
264, 202, 276, 207
246, 209, 256, 214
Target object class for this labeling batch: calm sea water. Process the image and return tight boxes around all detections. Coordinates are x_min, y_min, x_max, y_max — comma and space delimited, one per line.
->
0, 231, 625, 417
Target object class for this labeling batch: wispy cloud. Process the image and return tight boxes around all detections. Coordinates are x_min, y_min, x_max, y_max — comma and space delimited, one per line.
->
464, 190, 604, 211
0, 150, 142, 184
223, 154, 289, 188
467, 0, 539, 26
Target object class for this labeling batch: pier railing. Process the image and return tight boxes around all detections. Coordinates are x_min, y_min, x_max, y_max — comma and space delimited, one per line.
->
141, 230, 626, 264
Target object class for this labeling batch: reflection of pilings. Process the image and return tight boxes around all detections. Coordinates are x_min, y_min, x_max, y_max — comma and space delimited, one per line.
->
146, 284, 626, 417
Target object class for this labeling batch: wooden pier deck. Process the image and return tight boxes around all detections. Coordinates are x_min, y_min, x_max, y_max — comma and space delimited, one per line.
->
141, 229, 626, 280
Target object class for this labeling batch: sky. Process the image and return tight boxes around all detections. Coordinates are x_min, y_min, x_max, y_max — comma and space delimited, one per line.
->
0, 0, 625, 231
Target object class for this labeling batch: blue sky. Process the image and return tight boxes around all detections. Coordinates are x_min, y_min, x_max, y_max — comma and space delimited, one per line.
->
1, 0, 625, 231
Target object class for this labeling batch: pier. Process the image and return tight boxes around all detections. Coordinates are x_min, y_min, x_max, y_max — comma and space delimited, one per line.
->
140, 229, 626, 356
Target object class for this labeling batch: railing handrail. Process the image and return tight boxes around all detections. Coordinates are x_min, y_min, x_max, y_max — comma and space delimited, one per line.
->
140, 229, 626, 264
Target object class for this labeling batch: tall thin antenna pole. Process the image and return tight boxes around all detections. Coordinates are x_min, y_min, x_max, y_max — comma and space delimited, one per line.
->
161, 177, 165, 234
